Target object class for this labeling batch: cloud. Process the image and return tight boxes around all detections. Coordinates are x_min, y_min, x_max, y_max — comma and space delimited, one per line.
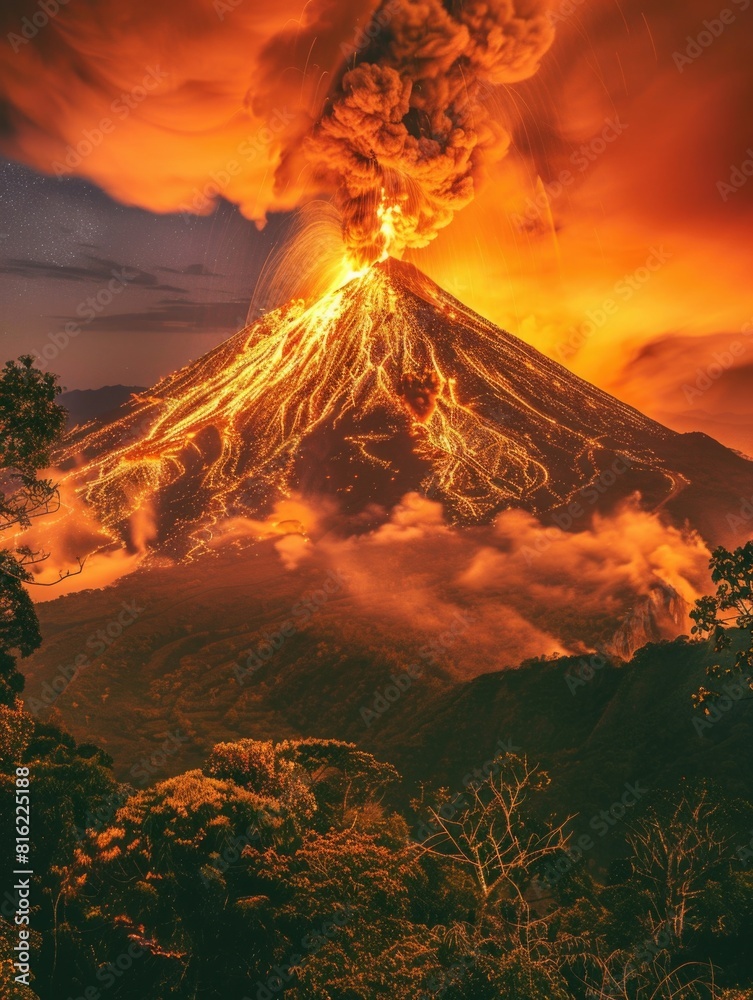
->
0, 252, 188, 292
210, 491, 712, 673
171, 263, 221, 277
0, 0, 376, 220
0, 0, 554, 265
20, 478, 167, 602
401, 0, 753, 448
22, 476, 712, 665
154, 261, 223, 278
613, 331, 753, 456
74, 296, 252, 334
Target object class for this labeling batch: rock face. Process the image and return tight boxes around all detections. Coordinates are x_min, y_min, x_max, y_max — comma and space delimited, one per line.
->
58, 257, 753, 553
606, 583, 690, 661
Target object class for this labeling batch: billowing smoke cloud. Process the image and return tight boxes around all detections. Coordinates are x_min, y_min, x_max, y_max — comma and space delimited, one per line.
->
213, 492, 713, 673
25, 483, 711, 664
303, 0, 555, 262
18, 476, 165, 602
0, 0, 553, 262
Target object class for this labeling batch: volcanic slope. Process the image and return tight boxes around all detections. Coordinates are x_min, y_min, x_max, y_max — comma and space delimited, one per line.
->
58, 258, 753, 551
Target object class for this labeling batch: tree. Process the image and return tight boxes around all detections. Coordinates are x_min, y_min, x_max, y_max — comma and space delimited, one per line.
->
690, 542, 753, 714
418, 753, 581, 999
585, 783, 752, 1000
0, 356, 104, 998
626, 786, 731, 945
72, 768, 284, 997
205, 737, 399, 833
72, 739, 408, 999
0, 721, 118, 997
0, 356, 70, 704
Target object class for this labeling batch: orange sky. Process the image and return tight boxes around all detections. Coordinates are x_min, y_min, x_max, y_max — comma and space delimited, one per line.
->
409, 0, 753, 455
1, 0, 751, 453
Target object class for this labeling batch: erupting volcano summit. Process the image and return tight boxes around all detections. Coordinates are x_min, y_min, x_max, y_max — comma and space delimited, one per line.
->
59, 259, 753, 554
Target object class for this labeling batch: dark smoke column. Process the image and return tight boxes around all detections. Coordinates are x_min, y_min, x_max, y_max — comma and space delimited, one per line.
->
306, 0, 555, 265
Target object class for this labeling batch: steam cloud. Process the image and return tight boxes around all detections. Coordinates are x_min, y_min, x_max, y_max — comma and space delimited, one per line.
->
27, 485, 711, 669
227, 492, 712, 672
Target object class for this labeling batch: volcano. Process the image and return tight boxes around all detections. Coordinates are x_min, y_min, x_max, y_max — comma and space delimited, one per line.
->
58, 258, 753, 553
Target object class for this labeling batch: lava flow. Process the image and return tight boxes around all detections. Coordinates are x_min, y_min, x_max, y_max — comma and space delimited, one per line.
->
48, 250, 753, 559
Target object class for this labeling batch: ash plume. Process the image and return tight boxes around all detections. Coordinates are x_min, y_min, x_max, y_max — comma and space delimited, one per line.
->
0, 0, 553, 261
304, 0, 555, 263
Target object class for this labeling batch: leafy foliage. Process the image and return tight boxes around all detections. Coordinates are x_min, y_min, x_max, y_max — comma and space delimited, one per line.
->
0, 356, 68, 704
0, 356, 66, 477
3, 711, 753, 999
690, 543, 753, 713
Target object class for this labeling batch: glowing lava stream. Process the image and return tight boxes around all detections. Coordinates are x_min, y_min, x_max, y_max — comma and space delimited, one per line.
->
54, 261, 538, 548
53, 252, 681, 558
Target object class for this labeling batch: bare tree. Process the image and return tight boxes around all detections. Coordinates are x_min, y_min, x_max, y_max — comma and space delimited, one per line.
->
589, 786, 729, 1000
419, 753, 584, 995
627, 787, 731, 944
